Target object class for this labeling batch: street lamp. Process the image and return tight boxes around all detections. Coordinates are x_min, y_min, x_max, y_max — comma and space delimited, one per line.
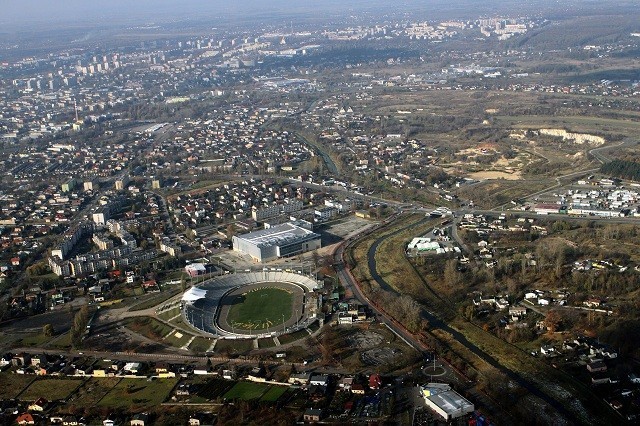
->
282, 313, 285, 334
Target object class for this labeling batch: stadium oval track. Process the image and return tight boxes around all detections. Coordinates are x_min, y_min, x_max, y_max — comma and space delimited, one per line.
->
181, 271, 320, 339
216, 281, 305, 334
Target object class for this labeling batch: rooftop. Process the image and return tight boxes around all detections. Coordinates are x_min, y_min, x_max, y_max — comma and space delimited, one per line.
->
235, 222, 319, 248
420, 383, 474, 417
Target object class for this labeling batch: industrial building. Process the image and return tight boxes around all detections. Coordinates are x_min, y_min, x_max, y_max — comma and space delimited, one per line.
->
419, 383, 474, 421
185, 263, 207, 277
232, 222, 321, 262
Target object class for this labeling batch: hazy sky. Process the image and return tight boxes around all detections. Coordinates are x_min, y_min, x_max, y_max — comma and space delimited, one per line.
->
0, 0, 542, 29
3, 0, 374, 29
3, 1, 260, 25
1, 0, 633, 33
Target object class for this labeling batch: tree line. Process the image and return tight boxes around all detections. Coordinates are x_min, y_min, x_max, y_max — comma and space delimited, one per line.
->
71, 305, 90, 348
601, 159, 640, 181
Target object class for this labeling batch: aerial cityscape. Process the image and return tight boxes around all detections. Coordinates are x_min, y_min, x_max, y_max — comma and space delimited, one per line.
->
1, 0, 640, 424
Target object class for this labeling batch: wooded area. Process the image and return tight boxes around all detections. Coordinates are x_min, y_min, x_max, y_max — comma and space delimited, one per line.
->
601, 159, 640, 181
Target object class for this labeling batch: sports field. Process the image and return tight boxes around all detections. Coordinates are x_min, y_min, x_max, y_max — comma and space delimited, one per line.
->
226, 287, 293, 330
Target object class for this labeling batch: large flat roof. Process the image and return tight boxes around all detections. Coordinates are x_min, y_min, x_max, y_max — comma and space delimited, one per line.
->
235, 222, 319, 248
420, 384, 474, 418
427, 390, 473, 415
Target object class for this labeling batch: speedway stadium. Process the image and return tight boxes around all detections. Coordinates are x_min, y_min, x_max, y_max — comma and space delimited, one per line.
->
181, 270, 321, 339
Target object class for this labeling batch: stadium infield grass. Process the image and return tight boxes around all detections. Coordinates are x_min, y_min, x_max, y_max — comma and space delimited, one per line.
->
226, 287, 293, 330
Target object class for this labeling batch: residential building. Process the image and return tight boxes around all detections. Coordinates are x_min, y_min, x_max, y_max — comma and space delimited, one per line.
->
115, 175, 130, 190
303, 409, 323, 422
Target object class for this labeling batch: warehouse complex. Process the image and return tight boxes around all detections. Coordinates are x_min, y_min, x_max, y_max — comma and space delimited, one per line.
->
232, 222, 321, 262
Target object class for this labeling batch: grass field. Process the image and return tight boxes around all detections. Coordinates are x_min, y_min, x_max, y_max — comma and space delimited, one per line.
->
259, 385, 288, 402
129, 289, 181, 312
223, 381, 270, 401
164, 329, 193, 347
214, 339, 254, 354
456, 179, 553, 209
48, 332, 73, 349
0, 373, 35, 399
226, 287, 293, 330
125, 317, 174, 341
98, 378, 178, 408
19, 378, 83, 401
17, 332, 54, 347
196, 378, 236, 401
158, 307, 181, 321
188, 336, 214, 353
258, 337, 276, 349
167, 315, 189, 330
495, 114, 640, 136
70, 378, 121, 406
277, 329, 310, 345
120, 287, 145, 298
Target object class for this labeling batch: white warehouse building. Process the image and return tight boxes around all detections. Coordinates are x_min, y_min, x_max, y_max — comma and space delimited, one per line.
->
232, 222, 321, 262
419, 383, 474, 421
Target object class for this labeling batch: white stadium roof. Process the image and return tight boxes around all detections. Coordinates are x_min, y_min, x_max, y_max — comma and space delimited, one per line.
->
182, 287, 208, 303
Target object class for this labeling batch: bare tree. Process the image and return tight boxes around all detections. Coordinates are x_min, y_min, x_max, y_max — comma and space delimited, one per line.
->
544, 310, 562, 333
226, 224, 236, 239
43, 323, 55, 337
444, 259, 462, 289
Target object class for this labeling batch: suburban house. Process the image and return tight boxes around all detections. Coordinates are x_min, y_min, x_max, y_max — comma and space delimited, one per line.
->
62, 416, 87, 426
303, 408, 323, 422
540, 345, 555, 356
27, 397, 48, 412
338, 376, 354, 391
369, 374, 382, 390
12, 353, 31, 366
222, 369, 236, 380
309, 374, 329, 386
16, 413, 35, 425
188, 413, 215, 426
130, 413, 149, 426
351, 384, 366, 395
175, 384, 192, 396
288, 372, 311, 385
155, 362, 169, 374
587, 360, 607, 373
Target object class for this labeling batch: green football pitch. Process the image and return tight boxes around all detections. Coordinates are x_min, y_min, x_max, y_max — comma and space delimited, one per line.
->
226, 287, 294, 330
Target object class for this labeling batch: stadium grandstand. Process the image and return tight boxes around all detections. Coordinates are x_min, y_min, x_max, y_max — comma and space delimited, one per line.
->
181, 271, 320, 339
